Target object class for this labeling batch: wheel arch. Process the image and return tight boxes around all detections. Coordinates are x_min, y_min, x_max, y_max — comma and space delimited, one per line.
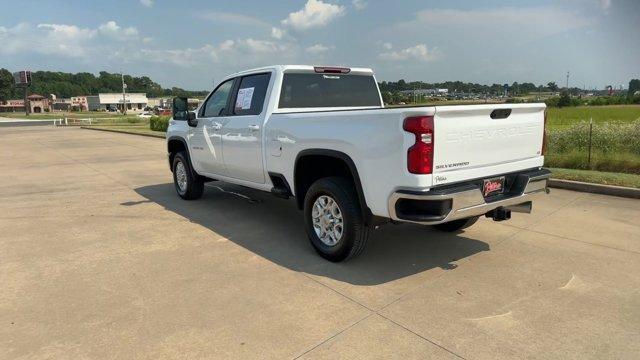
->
167, 136, 190, 172
293, 149, 372, 224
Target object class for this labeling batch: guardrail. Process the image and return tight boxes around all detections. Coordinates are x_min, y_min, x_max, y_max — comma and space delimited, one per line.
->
54, 118, 94, 126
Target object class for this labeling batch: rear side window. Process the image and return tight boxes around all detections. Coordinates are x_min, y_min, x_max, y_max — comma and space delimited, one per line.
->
233, 73, 271, 116
279, 73, 381, 108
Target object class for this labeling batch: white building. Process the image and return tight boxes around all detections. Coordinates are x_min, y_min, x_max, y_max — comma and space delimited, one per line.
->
86, 93, 148, 112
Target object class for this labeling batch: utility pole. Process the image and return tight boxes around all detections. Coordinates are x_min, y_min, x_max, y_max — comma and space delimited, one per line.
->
121, 73, 127, 115
566, 71, 570, 89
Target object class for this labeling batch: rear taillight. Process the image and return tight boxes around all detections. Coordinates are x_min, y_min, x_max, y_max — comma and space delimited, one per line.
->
403, 116, 434, 174
541, 109, 548, 155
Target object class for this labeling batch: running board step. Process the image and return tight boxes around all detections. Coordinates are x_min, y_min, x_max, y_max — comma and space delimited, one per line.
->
271, 187, 291, 199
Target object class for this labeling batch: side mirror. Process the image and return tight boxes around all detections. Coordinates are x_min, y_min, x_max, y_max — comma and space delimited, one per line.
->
187, 111, 197, 127
173, 97, 197, 127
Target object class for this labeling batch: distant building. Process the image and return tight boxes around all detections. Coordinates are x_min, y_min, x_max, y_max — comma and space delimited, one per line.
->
0, 99, 26, 112
52, 98, 73, 111
72, 96, 89, 111
86, 93, 148, 112
147, 98, 173, 108
26, 94, 51, 113
148, 97, 200, 110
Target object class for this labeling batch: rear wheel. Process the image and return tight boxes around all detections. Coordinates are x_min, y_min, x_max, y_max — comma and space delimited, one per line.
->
433, 216, 479, 232
304, 177, 369, 262
172, 151, 204, 200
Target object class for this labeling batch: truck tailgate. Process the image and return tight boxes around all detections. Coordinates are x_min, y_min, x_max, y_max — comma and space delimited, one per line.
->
432, 104, 545, 184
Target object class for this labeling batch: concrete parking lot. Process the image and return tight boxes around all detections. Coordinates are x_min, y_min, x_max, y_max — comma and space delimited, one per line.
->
1, 125, 639, 359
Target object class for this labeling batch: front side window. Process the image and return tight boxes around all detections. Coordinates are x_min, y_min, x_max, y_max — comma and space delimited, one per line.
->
233, 73, 271, 116
202, 79, 234, 117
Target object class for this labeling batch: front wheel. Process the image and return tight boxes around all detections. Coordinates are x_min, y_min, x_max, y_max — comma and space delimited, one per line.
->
172, 151, 204, 200
432, 216, 479, 232
303, 177, 370, 262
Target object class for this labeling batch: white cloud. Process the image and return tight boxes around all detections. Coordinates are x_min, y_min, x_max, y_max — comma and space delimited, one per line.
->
379, 44, 440, 62
137, 45, 219, 67
140, 0, 154, 7
281, 0, 346, 31
382, 42, 393, 50
0, 23, 96, 57
352, 0, 367, 10
198, 11, 271, 28
134, 38, 294, 67
305, 44, 333, 54
600, 0, 612, 10
0, 21, 145, 59
271, 27, 285, 39
98, 21, 139, 40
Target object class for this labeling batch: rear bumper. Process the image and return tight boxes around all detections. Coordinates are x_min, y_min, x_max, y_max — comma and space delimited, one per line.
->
388, 168, 551, 225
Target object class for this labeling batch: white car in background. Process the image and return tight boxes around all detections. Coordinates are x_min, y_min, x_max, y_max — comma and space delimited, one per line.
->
137, 111, 153, 119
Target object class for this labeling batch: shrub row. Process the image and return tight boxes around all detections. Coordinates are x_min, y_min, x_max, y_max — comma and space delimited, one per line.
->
150, 116, 170, 132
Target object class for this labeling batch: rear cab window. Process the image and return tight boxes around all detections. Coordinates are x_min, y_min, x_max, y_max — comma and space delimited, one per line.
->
278, 73, 382, 109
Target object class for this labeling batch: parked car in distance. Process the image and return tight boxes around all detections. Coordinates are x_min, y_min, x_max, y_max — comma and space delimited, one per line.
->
166, 65, 550, 262
137, 111, 153, 119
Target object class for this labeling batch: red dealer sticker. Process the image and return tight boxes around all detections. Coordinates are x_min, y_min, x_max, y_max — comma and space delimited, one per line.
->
483, 176, 505, 197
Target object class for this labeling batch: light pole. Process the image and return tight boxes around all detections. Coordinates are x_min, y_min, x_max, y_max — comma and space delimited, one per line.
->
121, 73, 127, 115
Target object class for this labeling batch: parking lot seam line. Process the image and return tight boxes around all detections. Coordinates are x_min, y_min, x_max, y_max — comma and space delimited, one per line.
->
291, 313, 374, 359
301, 274, 375, 312
522, 228, 640, 256
377, 313, 468, 360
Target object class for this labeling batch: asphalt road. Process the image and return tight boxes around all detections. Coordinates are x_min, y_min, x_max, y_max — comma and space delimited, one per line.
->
0, 117, 55, 127
1, 126, 639, 359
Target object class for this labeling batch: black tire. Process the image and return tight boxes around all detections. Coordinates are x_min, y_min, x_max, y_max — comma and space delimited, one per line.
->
303, 177, 370, 262
433, 216, 479, 232
172, 151, 204, 200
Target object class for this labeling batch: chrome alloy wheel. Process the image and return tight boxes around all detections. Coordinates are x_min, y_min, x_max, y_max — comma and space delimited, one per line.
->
311, 195, 344, 246
175, 161, 188, 194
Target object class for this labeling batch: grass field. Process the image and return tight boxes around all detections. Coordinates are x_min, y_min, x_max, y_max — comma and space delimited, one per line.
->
544, 105, 640, 174
546, 105, 640, 129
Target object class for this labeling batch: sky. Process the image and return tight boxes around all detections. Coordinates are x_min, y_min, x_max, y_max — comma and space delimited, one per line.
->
0, 0, 638, 90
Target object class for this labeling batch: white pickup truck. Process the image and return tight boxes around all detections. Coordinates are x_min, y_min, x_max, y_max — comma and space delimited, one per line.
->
167, 65, 550, 262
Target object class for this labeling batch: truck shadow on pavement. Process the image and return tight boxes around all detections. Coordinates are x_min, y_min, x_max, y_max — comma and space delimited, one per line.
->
134, 182, 490, 286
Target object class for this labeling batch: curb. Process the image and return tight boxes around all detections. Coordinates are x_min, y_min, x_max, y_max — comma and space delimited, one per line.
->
80, 126, 165, 139
548, 179, 640, 199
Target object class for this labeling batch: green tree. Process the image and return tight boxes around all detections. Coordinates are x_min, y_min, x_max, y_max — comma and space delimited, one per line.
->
558, 90, 572, 107
0, 68, 17, 102
547, 82, 558, 92
629, 79, 640, 96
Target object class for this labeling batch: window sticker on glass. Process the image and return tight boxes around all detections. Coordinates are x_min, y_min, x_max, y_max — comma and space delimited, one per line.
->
235, 87, 255, 110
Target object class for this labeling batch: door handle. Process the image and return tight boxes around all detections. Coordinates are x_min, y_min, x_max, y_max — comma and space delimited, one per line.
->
210, 122, 222, 130
248, 125, 260, 131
